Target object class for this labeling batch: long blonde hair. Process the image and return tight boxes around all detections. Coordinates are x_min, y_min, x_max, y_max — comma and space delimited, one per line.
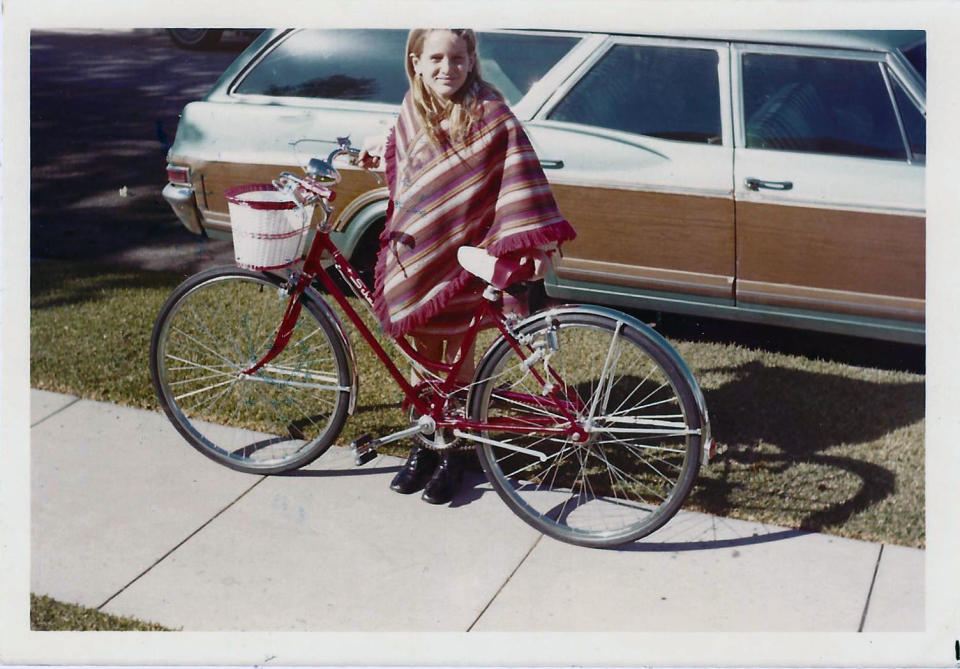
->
405, 29, 502, 146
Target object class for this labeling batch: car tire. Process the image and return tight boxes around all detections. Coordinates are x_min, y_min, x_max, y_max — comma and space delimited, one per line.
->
350, 219, 385, 290
166, 29, 224, 50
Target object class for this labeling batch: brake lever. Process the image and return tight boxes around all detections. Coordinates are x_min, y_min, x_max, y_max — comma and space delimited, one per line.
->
272, 174, 309, 207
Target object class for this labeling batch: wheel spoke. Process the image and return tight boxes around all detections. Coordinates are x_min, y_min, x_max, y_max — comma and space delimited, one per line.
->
152, 271, 350, 473
472, 312, 701, 547
603, 432, 686, 473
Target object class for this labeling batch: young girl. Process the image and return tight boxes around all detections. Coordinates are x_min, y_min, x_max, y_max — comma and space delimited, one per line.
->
360, 28, 576, 504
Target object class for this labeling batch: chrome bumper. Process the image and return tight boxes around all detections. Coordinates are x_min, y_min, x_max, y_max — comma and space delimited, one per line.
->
162, 183, 204, 235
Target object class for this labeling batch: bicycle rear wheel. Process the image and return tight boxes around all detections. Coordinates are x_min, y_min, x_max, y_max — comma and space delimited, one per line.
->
468, 309, 702, 547
150, 267, 352, 474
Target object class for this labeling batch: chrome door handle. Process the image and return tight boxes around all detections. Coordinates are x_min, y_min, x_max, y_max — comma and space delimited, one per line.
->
745, 177, 793, 191
540, 159, 565, 169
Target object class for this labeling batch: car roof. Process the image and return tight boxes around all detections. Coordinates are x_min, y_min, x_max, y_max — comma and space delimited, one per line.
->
210, 28, 923, 102
543, 29, 924, 52
254, 27, 923, 51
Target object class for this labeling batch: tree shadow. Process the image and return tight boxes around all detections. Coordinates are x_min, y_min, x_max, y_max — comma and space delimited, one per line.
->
30, 261, 186, 311
30, 31, 242, 268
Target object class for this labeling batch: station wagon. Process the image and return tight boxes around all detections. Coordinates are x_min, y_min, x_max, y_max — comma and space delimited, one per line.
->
163, 28, 926, 343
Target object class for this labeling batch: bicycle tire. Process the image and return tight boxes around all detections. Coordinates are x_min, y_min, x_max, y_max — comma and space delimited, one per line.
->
467, 308, 702, 548
150, 266, 352, 474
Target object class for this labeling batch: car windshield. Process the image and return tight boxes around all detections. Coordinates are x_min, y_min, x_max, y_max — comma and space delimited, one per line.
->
903, 41, 925, 81
233, 29, 580, 105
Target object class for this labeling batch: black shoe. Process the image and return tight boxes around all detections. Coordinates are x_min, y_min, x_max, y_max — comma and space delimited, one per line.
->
421, 451, 464, 505
390, 444, 439, 494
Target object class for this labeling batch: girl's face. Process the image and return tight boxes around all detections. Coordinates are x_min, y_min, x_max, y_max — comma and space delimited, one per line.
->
410, 30, 474, 100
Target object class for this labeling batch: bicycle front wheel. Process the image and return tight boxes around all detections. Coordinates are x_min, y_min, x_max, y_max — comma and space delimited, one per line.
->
468, 309, 703, 548
150, 267, 352, 474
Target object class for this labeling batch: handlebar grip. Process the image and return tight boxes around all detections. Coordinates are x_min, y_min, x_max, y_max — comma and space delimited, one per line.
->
298, 177, 336, 201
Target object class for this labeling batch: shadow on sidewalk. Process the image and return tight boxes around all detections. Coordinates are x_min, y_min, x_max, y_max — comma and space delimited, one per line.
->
454, 474, 812, 553
616, 528, 808, 553
276, 464, 401, 478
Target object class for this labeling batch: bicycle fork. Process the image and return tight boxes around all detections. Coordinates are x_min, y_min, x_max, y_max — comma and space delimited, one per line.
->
240, 271, 313, 376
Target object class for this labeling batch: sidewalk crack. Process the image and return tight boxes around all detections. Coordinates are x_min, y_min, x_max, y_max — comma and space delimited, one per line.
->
96, 477, 267, 610
30, 396, 82, 427
858, 543, 884, 632
466, 534, 543, 632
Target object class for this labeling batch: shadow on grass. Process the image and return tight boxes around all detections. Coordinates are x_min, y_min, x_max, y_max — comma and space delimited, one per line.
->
693, 359, 923, 533
705, 360, 923, 454
30, 261, 187, 311
352, 401, 402, 415
650, 310, 925, 374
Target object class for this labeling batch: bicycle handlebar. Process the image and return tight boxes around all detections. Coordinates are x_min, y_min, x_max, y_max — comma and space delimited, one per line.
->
272, 138, 376, 229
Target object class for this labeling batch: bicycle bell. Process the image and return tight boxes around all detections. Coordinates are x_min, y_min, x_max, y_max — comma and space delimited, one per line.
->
306, 157, 340, 185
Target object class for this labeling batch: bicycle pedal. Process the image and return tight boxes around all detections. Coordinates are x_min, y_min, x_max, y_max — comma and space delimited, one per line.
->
350, 433, 378, 466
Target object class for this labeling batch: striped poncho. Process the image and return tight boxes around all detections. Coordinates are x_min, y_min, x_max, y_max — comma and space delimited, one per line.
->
373, 88, 576, 338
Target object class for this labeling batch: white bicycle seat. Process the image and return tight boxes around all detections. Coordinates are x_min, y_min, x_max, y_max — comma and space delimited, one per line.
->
457, 246, 549, 289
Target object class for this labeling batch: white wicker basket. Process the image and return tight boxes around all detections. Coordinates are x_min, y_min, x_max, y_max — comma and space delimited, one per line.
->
225, 183, 315, 270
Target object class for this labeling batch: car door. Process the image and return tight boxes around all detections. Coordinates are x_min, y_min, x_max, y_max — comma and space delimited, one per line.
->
731, 43, 925, 336
525, 36, 736, 306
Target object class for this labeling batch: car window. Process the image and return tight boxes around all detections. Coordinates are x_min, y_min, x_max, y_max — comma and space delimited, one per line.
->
547, 43, 722, 144
233, 30, 579, 106
475, 32, 580, 105
742, 53, 906, 160
891, 76, 925, 163
234, 29, 409, 103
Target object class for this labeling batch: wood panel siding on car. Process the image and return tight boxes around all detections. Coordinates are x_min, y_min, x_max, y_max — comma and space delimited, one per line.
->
550, 183, 735, 300
735, 201, 925, 322
197, 160, 382, 222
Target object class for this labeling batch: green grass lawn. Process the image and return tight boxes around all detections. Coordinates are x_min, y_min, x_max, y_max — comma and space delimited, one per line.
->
30, 261, 925, 547
30, 594, 171, 631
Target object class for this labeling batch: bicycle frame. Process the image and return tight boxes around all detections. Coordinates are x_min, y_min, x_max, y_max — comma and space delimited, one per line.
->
242, 203, 589, 443
150, 141, 714, 547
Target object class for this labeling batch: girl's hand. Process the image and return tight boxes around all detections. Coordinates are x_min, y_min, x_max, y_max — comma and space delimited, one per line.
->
358, 150, 380, 169
358, 134, 387, 170
505, 247, 558, 282
517, 249, 553, 282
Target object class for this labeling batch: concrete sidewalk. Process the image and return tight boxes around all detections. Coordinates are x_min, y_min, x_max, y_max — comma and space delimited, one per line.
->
30, 388, 924, 632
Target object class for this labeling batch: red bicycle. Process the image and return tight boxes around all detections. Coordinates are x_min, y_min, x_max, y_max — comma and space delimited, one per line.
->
150, 138, 714, 548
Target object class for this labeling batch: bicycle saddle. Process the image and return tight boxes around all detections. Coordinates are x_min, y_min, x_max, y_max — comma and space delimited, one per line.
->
458, 246, 548, 290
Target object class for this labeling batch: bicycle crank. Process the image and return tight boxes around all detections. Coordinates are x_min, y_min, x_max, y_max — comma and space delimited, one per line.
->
350, 415, 437, 465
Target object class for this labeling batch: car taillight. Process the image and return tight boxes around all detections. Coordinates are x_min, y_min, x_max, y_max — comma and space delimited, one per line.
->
166, 164, 191, 185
